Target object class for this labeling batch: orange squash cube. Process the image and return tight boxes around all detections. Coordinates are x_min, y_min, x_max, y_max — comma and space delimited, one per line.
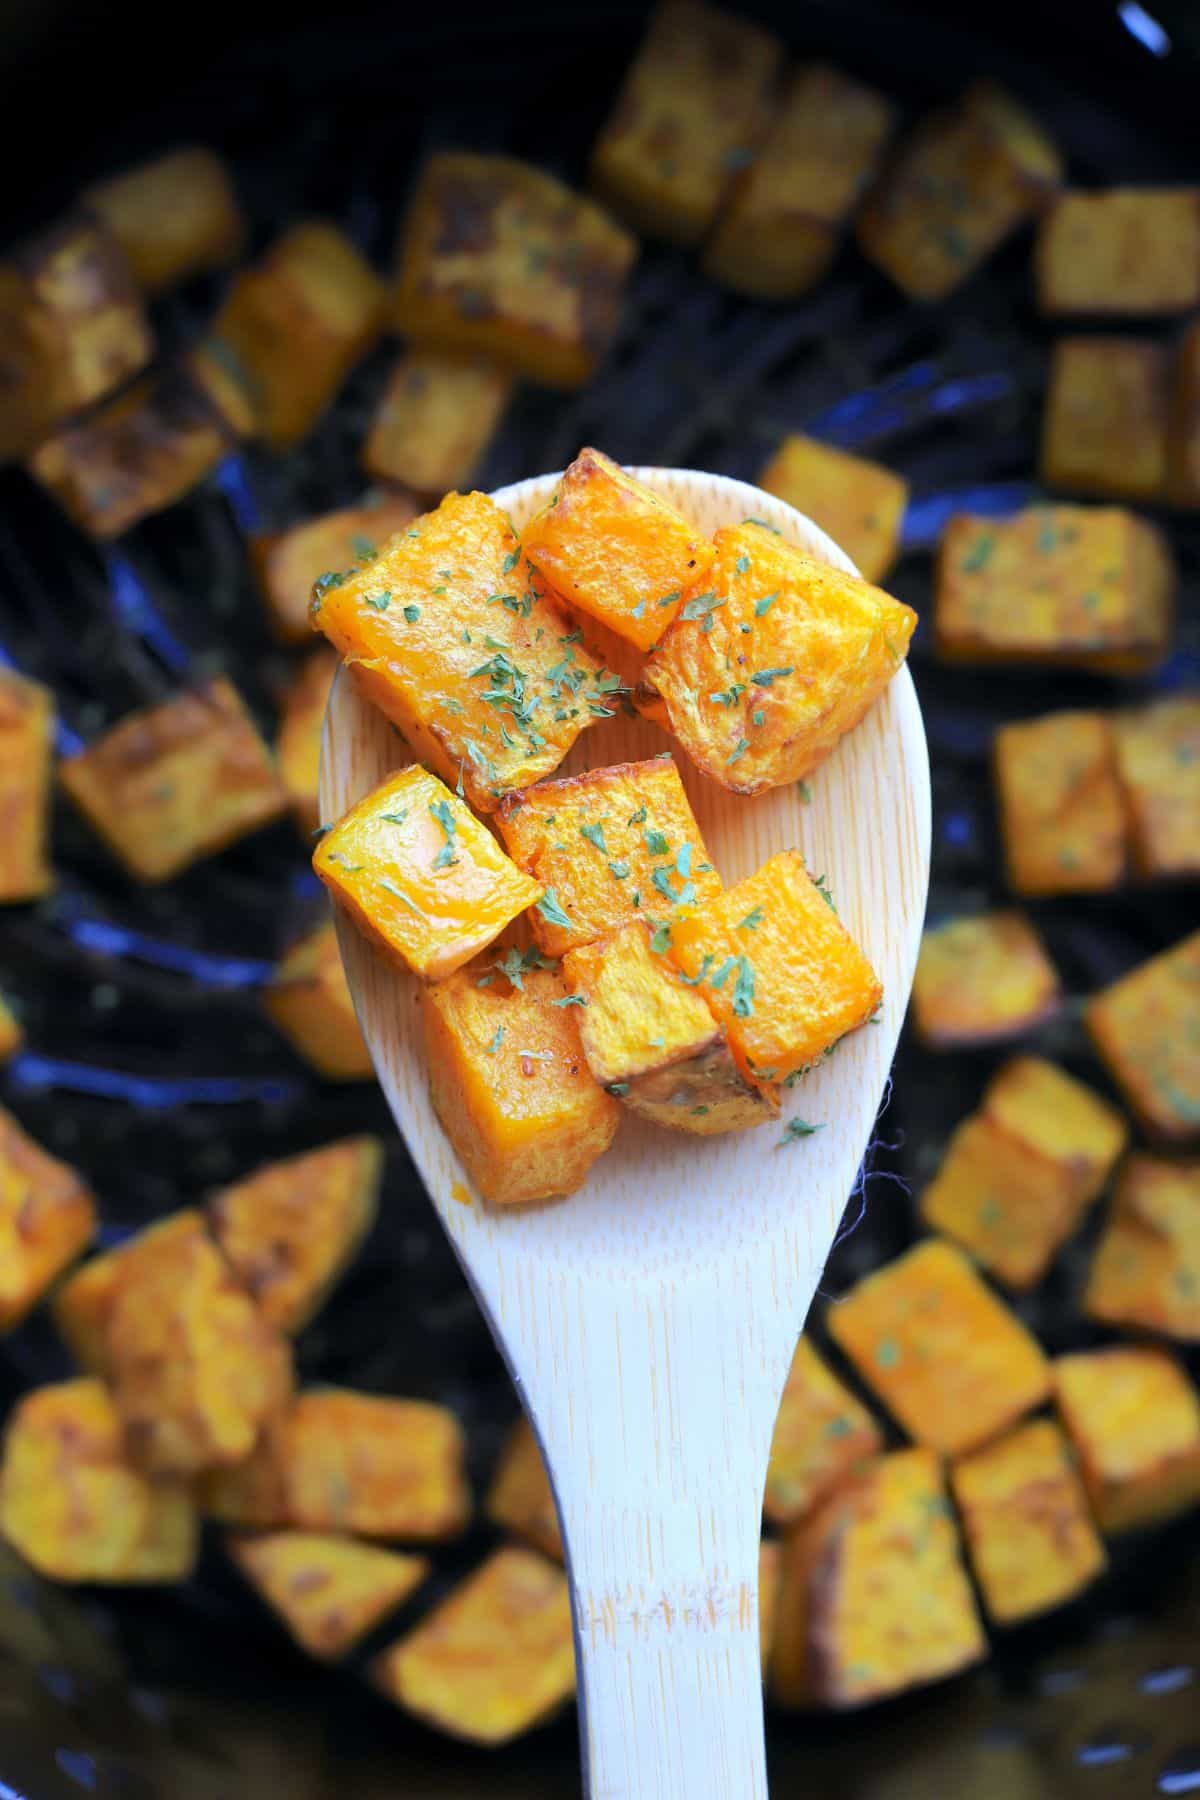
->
1041, 336, 1170, 501
984, 1056, 1128, 1198
1055, 1347, 1200, 1534
1085, 1155, 1200, 1340
0, 1106, 95, 1332
0, 668, 54, 902
993, 710, 1126, 896
827, 1239, 1051, 1457
1035, 189, 1200, 318
1086, 930, 1200, 1144
83, 147, 245, 295
641, 522, 916, 794
1113, 696, 1200, 881
911, 911, 1061, 1049
51, 1210, 205, 1374
253, 493, 419, 644
276, 647, 336, 838
0, 993, 20, 1062
1169, 316, 1200, 506
757, 435, 909, 586
263, 917, 373, 1082
362, 351, 513, 497
228, 1531, 429, 1660
486, 1416, 562, 1560
763, 1336, 882, 1527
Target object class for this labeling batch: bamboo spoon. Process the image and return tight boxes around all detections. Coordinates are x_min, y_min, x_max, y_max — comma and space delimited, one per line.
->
319, 468, 930, 1799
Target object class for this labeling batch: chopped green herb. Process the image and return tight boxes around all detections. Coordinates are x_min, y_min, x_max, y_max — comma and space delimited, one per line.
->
677, 954, 714, 986
551, 993, 588, 1008
649, 922, 672, 955
744, 516, 781, 534
813, 872, 837, 912
608, 1081, 630, 1096
690, 1105, 710, 1117
962, 534, 995, 573
580, 820, 608, 853
608, 860, 630, 880
537, 889, 573, 930
380, 810, 409, 825
365, 590, 391, 612
627, 805, 648, 826
727, 738, 750, 765
377, 876, 422, 915
754, 592, 779, 616
485, 1026, 505, 1054
429, 798, 459, 871
797, 780, 812, 804
681, 592, 723, 621
731, 956, 756, 1017
312, 570, 345, 600
403, 604, 420, 624
631, 599, 646, 619
675, 843, 693, 878
501, 548, 520, 573
752, 666, 793, 687
644, 826, 670, 856
875, 1337, 900, 1368
656, 589, 682, 609
751, 709, 766, 728
709, 683, 747, 707
735, 553, 751, 574
778, 1117, 824, 1146
709, 956, 738, 990
737, 905, 764, 931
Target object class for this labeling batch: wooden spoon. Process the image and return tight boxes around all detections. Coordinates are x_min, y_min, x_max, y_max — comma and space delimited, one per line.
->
319, 468, 931, 1798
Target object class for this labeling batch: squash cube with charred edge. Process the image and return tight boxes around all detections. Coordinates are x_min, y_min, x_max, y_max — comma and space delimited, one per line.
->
312, 491, 616, 813
1086, 1156, 1200, 1340
315, 765, 541, 982
372, 1546, 574, 1745
276, 648, 336, 839
362, 351, 514, 497
993, 710, 1126, 897
211, 222, 387, 450
202, 1389, 471, 1540
228, 1531, 429, 1661
911, 912, 1061, 1050
208, 1135, 382, 1335
827, 1240, 1052, 1457
763, 1336, 882, 1527
521, 449, 715, 651
703, 64, 896, 299
422, 962, 620, 1207
1055, 1347, 1200, 1534
254, 493, 419, 645
770, 1448, 986, 1709
0, 669, 54, 902
82, 147, 245, 296
0, 1379, 196, 1583
59, 676, 287, 883
563, 920, 777, 1134
951, 1419, 1106, 1625
1113, 696, 1200, 881
1035, 189, 1200, 318
590, 0, 784, 248
51, 1211, 204, 1375
0, 1106, 95, 1333
1085, 930, 1200, 1144
0, 994, 20, 1062
757, 435, 908, 587
486, 1416, 562, 1560
1169, 317, 1200, 506
667, 851, 882, 1086
934, 503, 1174, 674
392, 153, 636, 391
264, 918, 373, 1082
641, 523, 916, 795
1041, 337, 1170, 502
856, 82, 1062, 302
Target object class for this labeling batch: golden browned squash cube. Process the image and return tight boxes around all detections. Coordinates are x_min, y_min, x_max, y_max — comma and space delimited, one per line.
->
264, 917, 373, 1081
372, 1546, 574, 1745
704, 64, 896, 298
563, 919, 777, 1134
993, 709, 1126, 896
1035, 189, 1200, 318
0, 668, 54, 902
911, 911, 1061, 1049
83, 147, 245, 295
1169, 316, 1200, 506
362, 351, 514, 497
763, 1336, 881, 1528
642, 522, 916, 795
590, 0, 783, 247
0, 1379, 196, 1583
757, 435, 908, 586
51, 1210, 205, 1374
827, 1240, 1051, 1457
253, 492, 419, 645
276, 648, 336, 839
393, 153, 636, 390
485, 1416, 562, 1560
1041, 336, 1170, 501
935, 503, 1174, 673
770, 1449, 985, 1708
0, 1106, 95, 1333
951, 1419, 1106, 1625
1055, 1347, 1200, 1534
1085, 1155, 1200, 1341
857, 81, 1062, 302
1113, 695, 1200, 880
228, 1531, 429, 1660
0, 993, 20, 1063
315, 765, 541, 982
59, 676, 287, 883
1085, 929, 1200, 1144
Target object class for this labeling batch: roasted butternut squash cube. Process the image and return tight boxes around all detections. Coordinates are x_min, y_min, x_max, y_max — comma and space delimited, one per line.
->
1035, 189, 1200, 318
362, 351, 514, 497
758, 1539, 781, 1672
641, 523, 916, 794
254, 493, 419, 644
212, 222, 387, 449
1055, 1347, 1200, 1534
1085, 1156, 1200, 1340
0, 1379, 196, 1583
667, 851, 882, 1086
276, 648, 336, 838
486, 1416, 562, 1560
1041, 337, 1170, 501
857, 82, 1062, 302
993, 709, 1126, 896
771, 1449, 985, 1708
764, 1336, 882, 1527
911, 912, 1061, 1049
315, 765, 541, 982
422, 962, 620, 1207
59, 677, 287, 882
1085, 930, 1200, 1143
1113, 696, 1200, 881
522, 449, 714, 652
51, 1211, 204, 1374
202, 1389, 471, 1540
703, 64, 895, 299
264, 918, 373, 1081
83, 147, 245, 295
228, 1531, 429, 1660
590, 0, 783, 247
393, 153, 636, 390
562, 920, 777, 1134
208, 1136, 381, 1335
934, 503, 1174, 673
313, 490, 616, 812
0, 994, 20, 1062
372, 1546, 574, 1745
1169, 316, 1200, 506
827, 1240, 1051, 1457
0, 1106, 94, 1332
984, 1055, 1129, 1196
756, 435, 908, 587
950, 1419, 1106, 1624
0, 669, 54, 902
